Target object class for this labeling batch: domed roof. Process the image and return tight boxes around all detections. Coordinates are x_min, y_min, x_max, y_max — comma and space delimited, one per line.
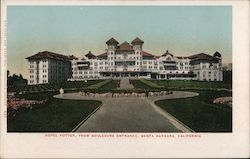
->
214, 51, 221, 57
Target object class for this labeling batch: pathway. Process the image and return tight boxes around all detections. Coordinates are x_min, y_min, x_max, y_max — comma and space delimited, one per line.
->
118, 78, 134, 89
54, 91, 198, 132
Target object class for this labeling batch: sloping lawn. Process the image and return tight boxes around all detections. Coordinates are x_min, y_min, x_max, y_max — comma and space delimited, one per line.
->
98, 80, 120, 90
87, 80, 111, 89
130, 80, 155, 89
150, 80, 231, 90
16, 80, 104, 94
140, 79, 164, 88
155, 90, 232, 132
8, 93, 101, 132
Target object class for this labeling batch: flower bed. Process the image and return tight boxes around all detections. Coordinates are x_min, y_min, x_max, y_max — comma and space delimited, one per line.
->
7, 95, 46, 116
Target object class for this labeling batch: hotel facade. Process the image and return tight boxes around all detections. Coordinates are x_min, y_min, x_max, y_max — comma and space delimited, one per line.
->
26, 37, 223, 85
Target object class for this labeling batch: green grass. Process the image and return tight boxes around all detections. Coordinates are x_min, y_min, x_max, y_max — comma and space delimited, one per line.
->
140, 79, 164, 89
98, 80, 120, 90
150, 80, 231, 90
8, 93, 101, 132
155, 90, 232, 132
15, 80, 104, 94
130, 80, 155, 89
87, 80, 111, 89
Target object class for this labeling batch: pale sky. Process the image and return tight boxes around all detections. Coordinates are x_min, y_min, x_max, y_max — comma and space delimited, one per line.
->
7, 6, 232, 78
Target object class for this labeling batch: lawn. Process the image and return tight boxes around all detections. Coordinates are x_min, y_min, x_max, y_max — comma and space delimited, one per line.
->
155, 90, 232, 132
150, 80, 231, 90
87, 80, 111, 89
130, 80, 155, 89
139, 79, 164, 89
8, 93, 101, 132
98, 80, 120, 90
13, 80, 104, 94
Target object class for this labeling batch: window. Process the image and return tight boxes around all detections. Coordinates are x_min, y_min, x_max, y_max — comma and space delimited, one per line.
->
203, 71, 206, 77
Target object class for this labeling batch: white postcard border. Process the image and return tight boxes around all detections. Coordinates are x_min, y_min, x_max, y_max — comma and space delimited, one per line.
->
1, 0, 249, 158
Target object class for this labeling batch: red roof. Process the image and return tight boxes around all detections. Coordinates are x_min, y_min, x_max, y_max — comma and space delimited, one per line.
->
116, 41, 134, 51
26, 51, 70, 61
106, 37, 119, 45
141, 51, 154, 57
131, 37, 144, 45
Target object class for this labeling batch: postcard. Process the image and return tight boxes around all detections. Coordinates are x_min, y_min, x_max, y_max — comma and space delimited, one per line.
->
0, 0, 249, 158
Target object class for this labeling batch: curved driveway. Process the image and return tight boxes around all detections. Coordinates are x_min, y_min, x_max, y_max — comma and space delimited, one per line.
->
54, 91, 198, 132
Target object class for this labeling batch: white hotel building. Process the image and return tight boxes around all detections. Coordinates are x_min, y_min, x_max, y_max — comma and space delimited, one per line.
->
26, 37, 223, 85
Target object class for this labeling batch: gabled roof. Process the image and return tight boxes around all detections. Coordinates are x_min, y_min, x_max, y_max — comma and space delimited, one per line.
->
131, 37, 144, 45
106, 37, 119, 45
141, 51, 154, 57
85, 51, 96, 59
97, 52, 107, 57
162, 50, 173, 57
68, 55, 78, 60
188, 53, 218, 62
188, 53, 212, 60
116, 41, 134, 51
214, 51, 221, 57
26, 51, 70, 61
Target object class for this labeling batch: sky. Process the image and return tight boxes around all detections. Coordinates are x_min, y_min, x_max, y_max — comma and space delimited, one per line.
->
7, 6, 232, 78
